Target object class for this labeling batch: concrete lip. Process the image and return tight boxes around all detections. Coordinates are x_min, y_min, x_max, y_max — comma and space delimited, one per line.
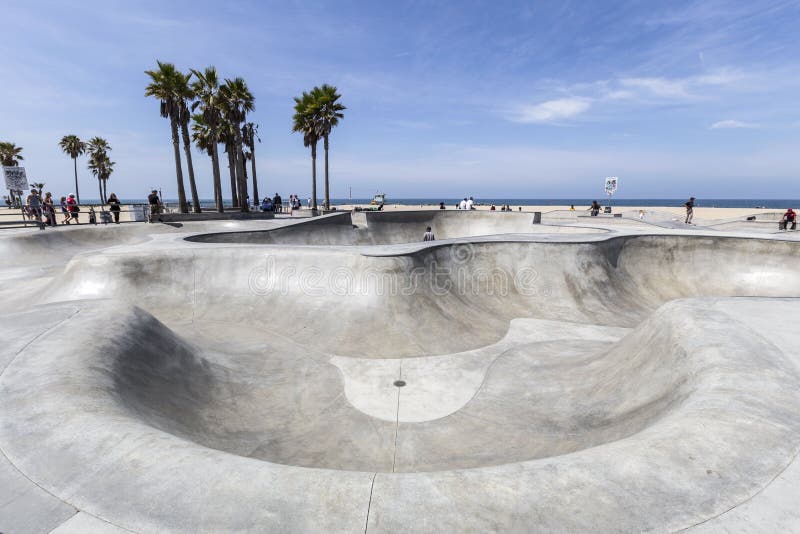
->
1, 211, 800, 532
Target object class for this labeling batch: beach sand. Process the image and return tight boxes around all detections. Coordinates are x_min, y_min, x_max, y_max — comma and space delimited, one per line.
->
330, 203, 786, 221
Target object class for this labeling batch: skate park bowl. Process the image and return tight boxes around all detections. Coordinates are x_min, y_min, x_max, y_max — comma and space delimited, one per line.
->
2, 213, 800, 532
184, 210, 607, 245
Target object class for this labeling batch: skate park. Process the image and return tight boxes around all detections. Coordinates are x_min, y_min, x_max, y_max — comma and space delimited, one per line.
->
2, 210, 800, 533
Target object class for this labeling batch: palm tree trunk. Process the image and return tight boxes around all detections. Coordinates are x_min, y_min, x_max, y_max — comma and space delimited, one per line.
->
250, 138, 259, 206
226, 144, 238, 207
73, 157, 81, 203
170, 115, 188, 213
180, 118, 201, 213
102, 178, 108, 204
311, 142, 318, 214
98, 180, 103, 204
235, 129, 249, 212
323, 135, 330, 210
211, 140, 223, 213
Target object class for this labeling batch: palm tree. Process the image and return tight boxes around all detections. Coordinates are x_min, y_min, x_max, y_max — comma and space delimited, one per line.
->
190, 67, 224, 212
190, 113, 222, 210
292, 91, 321, 213
242, 122, 260, 205
0, 142, 24, 166
218, 118, 239, 207
88, 152, 115, 204
173, 70, 201, 213
220, 77, 254, 212
310, 85, 346, 210
58, 135, 85, 203
145, 61, 189, 213
87, 137, 112, 203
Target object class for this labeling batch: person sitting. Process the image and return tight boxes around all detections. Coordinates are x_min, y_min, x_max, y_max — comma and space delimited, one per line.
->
260, 197, 274, 212
490, 204, 496, 211
780, 208, 797, 230
439, 202, 446, 210
423, 226, 435, 241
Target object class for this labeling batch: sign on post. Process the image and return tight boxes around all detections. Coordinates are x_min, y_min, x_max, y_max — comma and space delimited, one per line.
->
604, 176, 618, 197
3, 166, 29, 192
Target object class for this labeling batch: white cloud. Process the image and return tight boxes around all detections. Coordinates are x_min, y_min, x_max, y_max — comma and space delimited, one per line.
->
620, 77, 691, 99
507, 68, 754, 126
512, 97, 591, 123
710, 119, 757, 129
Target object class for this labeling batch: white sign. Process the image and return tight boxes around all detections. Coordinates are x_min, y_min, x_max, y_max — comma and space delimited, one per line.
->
3, 166, 28, 191
604, 176, 618, 196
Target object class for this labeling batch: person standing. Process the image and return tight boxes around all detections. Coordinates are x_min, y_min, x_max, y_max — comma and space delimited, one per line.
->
26, 189, 43, 223
43, 192, 56, 226
589, 200, 600, 216
273, 193, 282, 214
108, 193, 121, 224
148, 189, 162, 223
685, 197, 695, 224
423, 226, 435, 241
60, 196, 71, 224
66, 194, 79, 224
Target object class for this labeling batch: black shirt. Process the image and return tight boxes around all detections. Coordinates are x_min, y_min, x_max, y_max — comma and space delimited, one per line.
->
148, 193, 160, 205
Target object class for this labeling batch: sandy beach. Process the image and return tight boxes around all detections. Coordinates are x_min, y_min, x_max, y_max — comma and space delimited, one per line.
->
330, 203, 787, 221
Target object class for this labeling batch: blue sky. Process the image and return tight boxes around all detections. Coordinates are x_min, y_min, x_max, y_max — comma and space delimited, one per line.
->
1, 0, 799, 199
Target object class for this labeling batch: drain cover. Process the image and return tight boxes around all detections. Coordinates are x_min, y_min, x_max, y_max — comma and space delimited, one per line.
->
393, 380, 406, 387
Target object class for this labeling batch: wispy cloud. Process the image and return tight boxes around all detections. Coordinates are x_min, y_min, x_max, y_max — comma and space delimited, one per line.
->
507, 68, 753, 125
620, 77, 692, 99
710, 119, 757, 129
511, 97, 592, 123
619, 70, 742, 100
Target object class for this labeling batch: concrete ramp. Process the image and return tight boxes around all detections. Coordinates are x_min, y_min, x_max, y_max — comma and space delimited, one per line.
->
186, 210, 605, 246
3, 216, 800, 532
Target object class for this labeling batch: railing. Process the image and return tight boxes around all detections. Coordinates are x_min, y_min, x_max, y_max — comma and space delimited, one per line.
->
0, 204, 151, 229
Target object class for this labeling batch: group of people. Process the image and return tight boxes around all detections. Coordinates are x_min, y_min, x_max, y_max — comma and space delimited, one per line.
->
457, 197, 475, 210
489, 204, 521, 212
23, 189, 122, 228
260, 193, 309, 214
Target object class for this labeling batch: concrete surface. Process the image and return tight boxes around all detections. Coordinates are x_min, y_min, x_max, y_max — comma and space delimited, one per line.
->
1, 210, 800, 532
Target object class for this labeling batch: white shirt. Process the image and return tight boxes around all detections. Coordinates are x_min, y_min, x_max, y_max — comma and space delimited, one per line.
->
459, 200, 467, 210
466, 199, 474, 210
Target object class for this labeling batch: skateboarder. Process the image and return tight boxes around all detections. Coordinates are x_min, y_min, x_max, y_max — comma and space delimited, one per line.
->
685, 197, 695, 224
780, 208, 796, 230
